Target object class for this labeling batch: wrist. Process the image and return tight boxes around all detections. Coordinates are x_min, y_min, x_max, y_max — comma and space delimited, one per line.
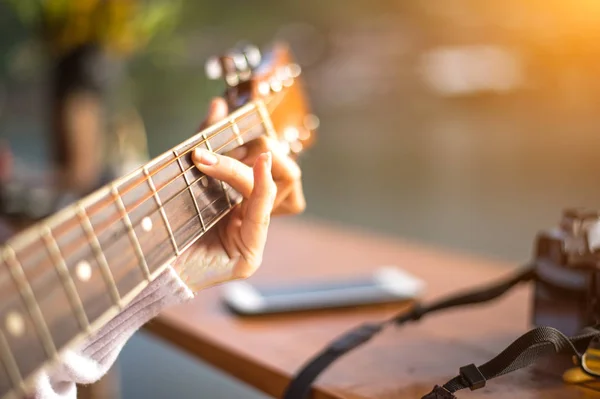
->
173, 244, 240, 293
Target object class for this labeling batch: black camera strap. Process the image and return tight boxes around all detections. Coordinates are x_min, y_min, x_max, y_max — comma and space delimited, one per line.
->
422, 325, 600, 398
281, 266, 600, 399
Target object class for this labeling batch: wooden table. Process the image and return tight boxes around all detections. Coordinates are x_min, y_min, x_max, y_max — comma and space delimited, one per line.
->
143, 218, 600, 399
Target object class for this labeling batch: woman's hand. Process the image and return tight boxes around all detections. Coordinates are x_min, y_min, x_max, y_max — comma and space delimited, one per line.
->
170, 98, 306, 292
201, 98, 306, 216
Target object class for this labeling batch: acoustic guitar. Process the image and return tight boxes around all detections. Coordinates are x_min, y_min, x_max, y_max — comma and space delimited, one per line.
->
0, 42, 317, 399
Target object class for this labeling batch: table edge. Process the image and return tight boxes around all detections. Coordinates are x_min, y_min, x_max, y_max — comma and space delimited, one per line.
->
143, 318, 352, 399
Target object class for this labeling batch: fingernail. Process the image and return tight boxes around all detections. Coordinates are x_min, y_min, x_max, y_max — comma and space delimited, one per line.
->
193, 148, 218, 166
264, 151, 272, 168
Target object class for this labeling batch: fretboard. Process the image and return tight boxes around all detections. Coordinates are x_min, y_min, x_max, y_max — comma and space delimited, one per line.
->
0, 100, 273, 399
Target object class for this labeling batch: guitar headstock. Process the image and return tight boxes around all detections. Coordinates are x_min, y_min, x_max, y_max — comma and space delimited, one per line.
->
205, 42, 318, 156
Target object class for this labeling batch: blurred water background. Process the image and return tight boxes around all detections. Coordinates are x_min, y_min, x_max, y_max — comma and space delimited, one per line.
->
1, 1, 600, 397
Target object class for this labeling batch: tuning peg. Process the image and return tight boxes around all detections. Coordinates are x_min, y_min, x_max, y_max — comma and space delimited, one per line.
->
270, 77, 283, 92
241, 43, 261, 69
304, 114, 320, 131
205, 44, 261, 86
205, 56, 222, 80
205, 54, 243, 86
229, 51, 251, 81
287, 63, 301, 78
257, 81, 271, 96
232, 52, 248, 70
232, 42, 261, 69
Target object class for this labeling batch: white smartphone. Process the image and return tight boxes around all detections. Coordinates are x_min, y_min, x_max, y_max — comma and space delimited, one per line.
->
220, 266, 426, 316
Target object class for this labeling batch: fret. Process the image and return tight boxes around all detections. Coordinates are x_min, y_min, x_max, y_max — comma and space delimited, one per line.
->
201, 126, 233, 208
200, 195, 233, 231
0, 96, 290, 398
2, 247, 56, 359
220, 182, 233, 209
175, 122, 224, 156
171, 137, 238, 226
39, 227, 89, 332
202, 132, 213, 152
143, 166, 179, 255
84, 194, 145, 300
0, 330, 23, 396
0, 259, 47, 385
117, 171, 176, 274
206, 126, 234, 154
76, 205, 122, 308
148, 154, 184, 200
14, 238, 81, 351
202, 110, 260, 155
160, 178, 205, 250
190, 173, 232, 228
231, 119, 244, 146
148, 153, 190, 210
235, 108, 267, 144
256, 100, 277, 139
51, 215, 114, 325
170, 101, 256, 160
131, 209, 175, 273
169, 205, 204, 251
177, 143, 204, 186
118, 171, 160, 226
220, 181, 234, 208
174, 150, 206, 232
172, 107, 264, 185
110, 185, 150, 281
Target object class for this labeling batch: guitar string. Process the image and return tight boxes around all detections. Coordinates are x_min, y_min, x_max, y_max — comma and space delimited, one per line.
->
84, 90, 283, 219
52, 117, 262, 263
0, 121, 260, 394
49, 89, 284, 241
99, 89, 285, 229
0, 85, 291, 393
97, 175, 236, 286
120, 120, 260, 221
8, 90, 285, 312
88, 118, 265, 235
5, 88, 283, 252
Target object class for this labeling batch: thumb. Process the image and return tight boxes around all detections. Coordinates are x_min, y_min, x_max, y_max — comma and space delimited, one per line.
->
199, 97, 229, 130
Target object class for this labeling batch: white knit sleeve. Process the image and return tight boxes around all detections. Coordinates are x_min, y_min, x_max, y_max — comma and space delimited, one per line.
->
26, 267, 194, 399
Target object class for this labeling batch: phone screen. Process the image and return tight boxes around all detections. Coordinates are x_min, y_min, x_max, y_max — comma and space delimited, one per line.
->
253, 278, 379, 297
222, 267, 426, 315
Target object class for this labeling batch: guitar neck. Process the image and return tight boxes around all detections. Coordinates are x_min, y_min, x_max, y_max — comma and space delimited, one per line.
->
0, 100, 274, 399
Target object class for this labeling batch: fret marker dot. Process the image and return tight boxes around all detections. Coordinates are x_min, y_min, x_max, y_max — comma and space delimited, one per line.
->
76, 261, 92, 282
6, 311, 24, 337
142, 217, 153, 232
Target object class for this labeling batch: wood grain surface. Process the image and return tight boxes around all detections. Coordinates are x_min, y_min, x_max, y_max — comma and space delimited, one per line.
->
144, 217, 600, 399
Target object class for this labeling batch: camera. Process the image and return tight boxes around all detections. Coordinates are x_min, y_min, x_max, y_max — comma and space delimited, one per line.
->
532, 208, 600, 337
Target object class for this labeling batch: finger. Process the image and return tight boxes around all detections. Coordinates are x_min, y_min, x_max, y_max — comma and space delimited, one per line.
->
272, 179, 306, 215
225, 145, 248, 161
238, 137, 303, 212
199, 97, 228, 129
238, 152, 276, 270
192, 148, 254, 198
268, 140, 303, 210
267, 138, 302, 184
238, 137, 302, 182
199, 98, 251, 161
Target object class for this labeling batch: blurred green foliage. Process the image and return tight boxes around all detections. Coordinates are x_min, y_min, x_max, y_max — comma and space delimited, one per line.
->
3, 0, 182, 57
